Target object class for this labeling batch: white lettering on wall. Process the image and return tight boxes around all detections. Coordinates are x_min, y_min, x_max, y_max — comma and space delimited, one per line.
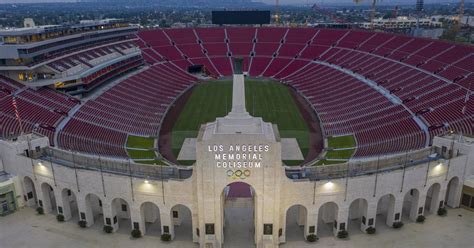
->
207, 144, 270, 168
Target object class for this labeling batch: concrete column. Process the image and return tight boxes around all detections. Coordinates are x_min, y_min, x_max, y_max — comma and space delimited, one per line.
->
160, 209, 174, 239
191, 209, 199, 243
363, 203, 377, 232
58, 190, 72, 220
77, 194, 94, 227
417, 194, 427, 217
305, 212, 317, 238
36, 186, 45, 211
130, 205, 143, 233
102, 201, 118, 232
228, 73, 250, 119
438, 187, 447, 210
334, 207, 348, 236
387, 197, 403, 227
231, 73, 245, 113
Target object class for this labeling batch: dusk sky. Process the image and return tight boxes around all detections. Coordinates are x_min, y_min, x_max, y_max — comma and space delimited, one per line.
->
0, 0, 469, 5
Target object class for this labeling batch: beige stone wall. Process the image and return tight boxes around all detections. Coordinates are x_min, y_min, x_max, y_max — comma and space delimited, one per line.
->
0, 134, 472, 248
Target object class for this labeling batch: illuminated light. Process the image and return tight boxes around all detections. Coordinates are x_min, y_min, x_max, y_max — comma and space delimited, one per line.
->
324, 181, 334, 189
144, 180, 149, 184
434, 163, 443, 171
55, 81, 65, 88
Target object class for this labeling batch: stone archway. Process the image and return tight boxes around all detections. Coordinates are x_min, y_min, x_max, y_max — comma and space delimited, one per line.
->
23, 176, 37, 207
348, 198, 368, 234
445, 177, 460, 208
221, 181, 256, 246
317, 202, 338, 237
376, 194, 396, 228
85, 193, 103, 228
171, 204, 193, 241
60, 188, 78, 221
140, 202, 161, 236
111, 198, 132, 234
40, 182, 57, 214
402, 189, 420, 222
285, 204, 307, 241
425, 183, 441, 214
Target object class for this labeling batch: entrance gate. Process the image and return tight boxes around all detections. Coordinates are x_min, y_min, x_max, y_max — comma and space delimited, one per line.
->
194, 57, 284, 248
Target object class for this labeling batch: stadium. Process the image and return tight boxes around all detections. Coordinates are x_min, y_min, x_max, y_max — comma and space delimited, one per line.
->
0, 16, 473, 248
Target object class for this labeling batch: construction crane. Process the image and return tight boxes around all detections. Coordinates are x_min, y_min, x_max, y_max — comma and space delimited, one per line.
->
275, 0, 280, 24
458, 0, 465, 28
354, 0, 377, 30
392, 5, 399, 18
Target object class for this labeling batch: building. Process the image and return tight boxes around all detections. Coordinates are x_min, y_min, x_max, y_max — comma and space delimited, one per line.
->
359, 16, 442, 30
431, 15, 474, 27
0, 172, 19, 216
0, 19, 142, 95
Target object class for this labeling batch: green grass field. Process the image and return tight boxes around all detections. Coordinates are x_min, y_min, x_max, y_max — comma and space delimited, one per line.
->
126, 136, 165, 165
325, 149, 355, 159
327, 135, 356, 148
127, 136, 155, 149
172, 79, 310, 161
315, 159, 345, 166
313, 135, 356, 165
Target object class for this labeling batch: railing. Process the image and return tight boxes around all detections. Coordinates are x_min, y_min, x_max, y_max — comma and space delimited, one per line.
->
38, 146, 444, 182
40, 147, 192, 181
285, 148, 442, 181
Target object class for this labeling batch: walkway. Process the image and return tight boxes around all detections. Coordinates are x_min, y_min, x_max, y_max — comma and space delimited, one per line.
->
0, 207, 473, 248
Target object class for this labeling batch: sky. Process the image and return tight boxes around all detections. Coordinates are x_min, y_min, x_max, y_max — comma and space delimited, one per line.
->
0, 0, 468, 5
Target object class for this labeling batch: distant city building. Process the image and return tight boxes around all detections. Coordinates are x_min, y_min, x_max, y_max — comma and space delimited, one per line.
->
431, 15, 474, 27
359, 16, 442, 30
23, 18, 35, 28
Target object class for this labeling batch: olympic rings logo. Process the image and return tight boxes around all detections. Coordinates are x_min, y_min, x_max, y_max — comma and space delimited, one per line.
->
226, 169, 251, 179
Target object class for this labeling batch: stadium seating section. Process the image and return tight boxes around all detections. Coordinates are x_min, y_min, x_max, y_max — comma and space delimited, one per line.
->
1, 28, 472, 159
47, 41, 137, 72
1, 75, 79, 146
58, 63, 196, 157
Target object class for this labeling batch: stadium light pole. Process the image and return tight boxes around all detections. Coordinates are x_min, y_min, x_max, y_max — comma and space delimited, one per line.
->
445, 130, 456, 181
71, 150, 80, 192
400, 149, 409, 193
159, 163, 165, 205
424, 145, 434, 187
98, 155, 106, 197
344, 162, 350, 202
50, 149, 57, 187
373, 155, 380, 197
26, 134, 37, 181
128, 159, 135, 202
312, 180, 317, 205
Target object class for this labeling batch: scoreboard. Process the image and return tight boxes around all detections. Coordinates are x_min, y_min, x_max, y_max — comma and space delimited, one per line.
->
212, 11, 271, 25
